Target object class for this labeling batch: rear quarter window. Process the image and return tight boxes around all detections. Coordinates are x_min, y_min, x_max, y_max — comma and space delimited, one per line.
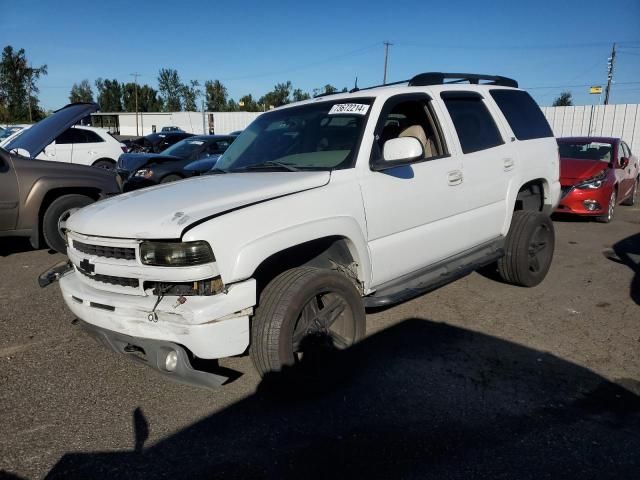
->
489, 89, 553, 141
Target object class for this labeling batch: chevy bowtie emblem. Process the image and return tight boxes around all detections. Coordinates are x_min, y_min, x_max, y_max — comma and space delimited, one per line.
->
80, 259, 95, 274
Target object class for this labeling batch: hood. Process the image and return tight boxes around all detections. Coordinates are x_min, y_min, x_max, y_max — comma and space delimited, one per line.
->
68, 171, 331, 239
117, 153, 182, 173
4, 103, 98, 158
184, 156, 221, 173
560, 158, 609, 182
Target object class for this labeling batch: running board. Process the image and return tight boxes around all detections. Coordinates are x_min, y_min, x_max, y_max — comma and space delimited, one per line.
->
364, 239, 504, 308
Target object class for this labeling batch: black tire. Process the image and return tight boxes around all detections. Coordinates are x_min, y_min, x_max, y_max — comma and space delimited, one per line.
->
250, 267, 366, 378
497, 210, 555, 287
161, 174, 182, 184
621, 178, 638, 206
92, 159, 116, 170
596, 189, 616, 223
42, 194, 93, 253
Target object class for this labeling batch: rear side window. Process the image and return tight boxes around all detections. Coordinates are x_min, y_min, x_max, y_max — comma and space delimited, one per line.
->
83, 130, 104, 143
56, 128, 104, 144
489, 89, 553, 141
441, 95, 503, 154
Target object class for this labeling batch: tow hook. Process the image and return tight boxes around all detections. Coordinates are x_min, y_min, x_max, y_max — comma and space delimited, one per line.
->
38, 260, 73, 288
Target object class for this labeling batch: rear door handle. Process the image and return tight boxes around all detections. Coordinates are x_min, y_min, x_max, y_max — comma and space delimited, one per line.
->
447, 170, 463, 186
503, 158, 515, 171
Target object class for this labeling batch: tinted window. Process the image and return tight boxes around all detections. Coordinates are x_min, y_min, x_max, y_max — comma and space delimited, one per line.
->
56, 128, 88, 144
83, 130, 104, 143
489, 90, 553, 141
442, 96, 503, 154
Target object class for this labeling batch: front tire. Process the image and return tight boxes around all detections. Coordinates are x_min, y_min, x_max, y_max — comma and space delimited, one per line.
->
250, 267, 365, 378
42, 194, 93, 253
497, 210, 555, 287
92, 159, 116, 170
596, 190, 616, 223
161, 174, 182, 184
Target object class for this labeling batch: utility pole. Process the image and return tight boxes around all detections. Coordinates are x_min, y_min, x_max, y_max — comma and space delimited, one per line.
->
383, 41, 392, 84
604, 43, 616, 105
130, 73, 141, 135
27, 63, 33, 123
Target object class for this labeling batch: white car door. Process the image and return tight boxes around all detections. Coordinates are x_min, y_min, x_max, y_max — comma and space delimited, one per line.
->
359, 93, 469, 287
73, 128, 108, 166
437, 91, 513, 244
37, 128, 77, 164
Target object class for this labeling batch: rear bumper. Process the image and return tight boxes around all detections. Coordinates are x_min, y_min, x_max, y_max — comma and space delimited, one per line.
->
59, 270, 255, 359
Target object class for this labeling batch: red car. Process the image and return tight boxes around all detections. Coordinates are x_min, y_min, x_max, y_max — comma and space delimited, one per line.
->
555, 137, 639, 222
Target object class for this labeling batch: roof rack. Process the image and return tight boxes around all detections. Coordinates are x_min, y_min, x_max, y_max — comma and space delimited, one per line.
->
348, 72, 518, 94
409, 72, 518, 88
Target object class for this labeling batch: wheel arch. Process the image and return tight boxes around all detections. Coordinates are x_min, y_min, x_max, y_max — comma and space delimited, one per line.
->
91, 157, 116, 167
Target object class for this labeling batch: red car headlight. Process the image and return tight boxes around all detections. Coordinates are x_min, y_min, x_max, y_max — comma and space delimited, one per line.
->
575, 169, 607, 190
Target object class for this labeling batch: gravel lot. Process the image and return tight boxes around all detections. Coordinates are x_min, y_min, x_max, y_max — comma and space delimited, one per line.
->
1, 207, 639, 479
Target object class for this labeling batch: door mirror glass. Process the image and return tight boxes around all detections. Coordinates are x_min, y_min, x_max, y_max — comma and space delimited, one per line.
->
383, 136, 424, 162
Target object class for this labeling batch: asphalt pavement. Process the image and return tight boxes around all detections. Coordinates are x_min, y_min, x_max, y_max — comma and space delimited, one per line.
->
1, 206, 639, 479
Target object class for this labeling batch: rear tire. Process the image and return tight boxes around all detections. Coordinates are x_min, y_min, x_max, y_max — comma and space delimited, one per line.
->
92, 159, 115, 170
161, 174, 182, 183
42, 194, 93, 253
250, 267, 365, 378
497, 211, 555, 287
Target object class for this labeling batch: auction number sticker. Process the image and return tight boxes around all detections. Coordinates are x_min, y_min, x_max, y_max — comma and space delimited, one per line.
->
329, 103, 370, 115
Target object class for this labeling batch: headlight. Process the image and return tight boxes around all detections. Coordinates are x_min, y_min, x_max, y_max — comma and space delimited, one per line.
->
576, 170, 607, 190
135, 168, 154, 178
140, 241, 215, 266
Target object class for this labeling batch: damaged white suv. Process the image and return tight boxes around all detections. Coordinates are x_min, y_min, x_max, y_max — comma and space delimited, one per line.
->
42, 72, 560, 388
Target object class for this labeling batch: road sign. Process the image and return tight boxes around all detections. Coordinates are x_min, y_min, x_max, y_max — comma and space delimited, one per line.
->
590, 86, 603, 94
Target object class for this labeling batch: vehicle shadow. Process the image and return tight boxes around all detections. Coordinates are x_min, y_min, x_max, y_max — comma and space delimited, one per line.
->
0, 237, 36, 256
603, 232, 640, 305
45, 318, 640, 480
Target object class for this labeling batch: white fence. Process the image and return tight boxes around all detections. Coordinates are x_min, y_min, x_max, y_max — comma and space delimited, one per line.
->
541, 104, 640, 154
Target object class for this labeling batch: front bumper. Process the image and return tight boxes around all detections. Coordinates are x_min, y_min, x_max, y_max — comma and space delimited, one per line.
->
59, 270, 255, 359
79, 320, 230, 389
122, 176, 158, 192
555, 184, 612, 215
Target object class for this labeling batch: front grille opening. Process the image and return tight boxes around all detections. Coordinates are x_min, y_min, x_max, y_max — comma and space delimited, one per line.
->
78, 267, 139, 288
73, 240, 136, 260
143, 277, 225, 296
90, 302, 115, 311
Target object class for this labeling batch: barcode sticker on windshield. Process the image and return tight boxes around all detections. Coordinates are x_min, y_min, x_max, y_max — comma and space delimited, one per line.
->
329, 103, 369, 115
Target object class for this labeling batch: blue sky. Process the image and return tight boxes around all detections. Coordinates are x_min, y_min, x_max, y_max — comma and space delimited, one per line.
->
3, 0, 640, 110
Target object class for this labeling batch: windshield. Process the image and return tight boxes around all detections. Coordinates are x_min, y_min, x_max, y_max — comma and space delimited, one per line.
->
215, 98, 373, 171
558, 141, 613, 162
161, 138, 206, 159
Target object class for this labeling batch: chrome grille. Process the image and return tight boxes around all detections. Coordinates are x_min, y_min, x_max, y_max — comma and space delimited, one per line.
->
77, 267, 139, 288
73, 240, 136, 260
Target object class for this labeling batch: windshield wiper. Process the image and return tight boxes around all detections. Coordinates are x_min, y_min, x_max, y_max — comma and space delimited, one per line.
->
241, 161, 299, 172
206, 167, 229, 175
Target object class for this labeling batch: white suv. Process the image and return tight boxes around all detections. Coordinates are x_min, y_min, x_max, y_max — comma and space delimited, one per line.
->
43, 72, 560, 388
37, 125, 126, 170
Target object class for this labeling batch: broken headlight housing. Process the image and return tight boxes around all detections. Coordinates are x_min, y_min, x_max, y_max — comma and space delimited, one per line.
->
140, 241, 215, 266
576, 169, 607, 190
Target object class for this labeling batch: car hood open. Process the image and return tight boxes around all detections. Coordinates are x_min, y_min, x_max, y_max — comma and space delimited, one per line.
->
560, 158, 609, 182
4, 103, 99, 158
68, 171, 331, 239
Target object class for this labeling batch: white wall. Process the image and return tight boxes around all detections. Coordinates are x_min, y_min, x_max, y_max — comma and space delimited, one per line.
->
94, 111, 262, 136
541, 104, 640, 154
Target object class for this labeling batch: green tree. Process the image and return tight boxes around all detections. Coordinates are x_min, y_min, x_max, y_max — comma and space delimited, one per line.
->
205, 79, 228, 111
182, 80, 201, 111
227, 99, 239, 112
313, 84, 340, 97
157, 68, 183, 111
138, 85, 163, 112
292, 88, 310, 102
259, 81, 292, 108
0, 45, 47, 122
69, 79, 93, 103
552, 91, 573, 107
95, 78, 123, 111
238, 94, 259, 112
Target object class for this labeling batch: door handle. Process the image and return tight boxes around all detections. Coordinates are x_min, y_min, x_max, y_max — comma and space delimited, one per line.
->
447, 170, 463, 186
503, 158, 515, 171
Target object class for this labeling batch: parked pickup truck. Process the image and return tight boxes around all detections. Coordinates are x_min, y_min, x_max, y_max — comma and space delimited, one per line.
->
41, 72, 560, 388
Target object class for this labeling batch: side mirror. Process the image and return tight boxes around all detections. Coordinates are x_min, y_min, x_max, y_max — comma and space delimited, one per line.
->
620, 157, 629, 169
372, 137, 424, 171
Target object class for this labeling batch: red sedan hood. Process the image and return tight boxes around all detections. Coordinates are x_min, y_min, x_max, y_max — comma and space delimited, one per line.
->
560, 158, 608, 183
